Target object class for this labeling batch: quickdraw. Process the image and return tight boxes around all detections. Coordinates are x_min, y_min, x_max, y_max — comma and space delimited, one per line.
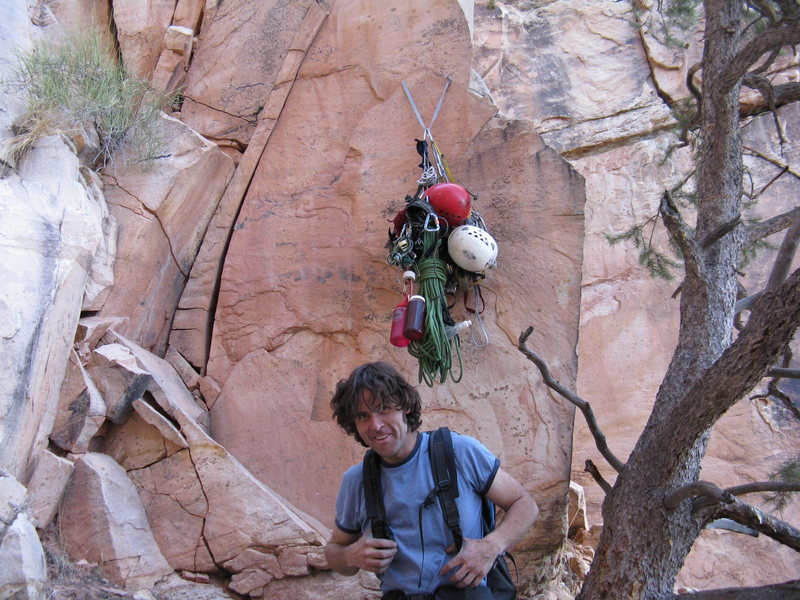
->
384, 78, 499, 386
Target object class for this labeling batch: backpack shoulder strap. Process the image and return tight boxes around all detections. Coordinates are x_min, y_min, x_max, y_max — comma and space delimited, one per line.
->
429, 426, 464, 550
362, 450, 392, 539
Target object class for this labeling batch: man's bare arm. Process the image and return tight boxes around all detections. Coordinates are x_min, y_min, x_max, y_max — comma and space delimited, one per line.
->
441, 468, 538, 588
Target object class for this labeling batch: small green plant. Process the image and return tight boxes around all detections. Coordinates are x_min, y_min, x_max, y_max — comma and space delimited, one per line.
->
606, 215, 683, 281
3, 27, 173, 169
764, 456, 800, 512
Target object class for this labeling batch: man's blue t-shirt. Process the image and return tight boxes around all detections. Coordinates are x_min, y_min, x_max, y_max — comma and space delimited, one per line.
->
335, 430, 500, 594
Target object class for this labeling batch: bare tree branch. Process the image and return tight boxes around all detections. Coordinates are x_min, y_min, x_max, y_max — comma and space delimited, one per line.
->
726, 481, 800, 496
769, 367, 800, 378
741, 81, 800, 117
659, 191, 697, 268
669, 478, 800, 510
664, 481, 732, 510
674, 579, 800, 599
742, 147, 800, 182
742, 73, 785, 143
766, 210, 800, 290
745, 0, 778, 28
743, 165, 788, 204
736, 207, 800, 314
713, 496, 800, 552
714, 21, 800, 98
700, 214, 742, 248
585, 460, 613, 495
742, 206, 800, 246
735, 291, 762, 314
518, 327, 625, 473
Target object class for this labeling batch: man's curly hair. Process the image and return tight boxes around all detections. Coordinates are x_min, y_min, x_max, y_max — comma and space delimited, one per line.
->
330, 362, 422, 447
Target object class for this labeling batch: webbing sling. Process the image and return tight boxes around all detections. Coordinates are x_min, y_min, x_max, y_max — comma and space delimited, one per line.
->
427, 427, 464, 550
363, 450, 392, 540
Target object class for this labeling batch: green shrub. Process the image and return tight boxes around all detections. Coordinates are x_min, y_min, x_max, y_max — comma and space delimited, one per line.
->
3, 27, 173, 169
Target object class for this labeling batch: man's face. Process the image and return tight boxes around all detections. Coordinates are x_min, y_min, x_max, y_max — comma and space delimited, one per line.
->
354, 392, 417, 464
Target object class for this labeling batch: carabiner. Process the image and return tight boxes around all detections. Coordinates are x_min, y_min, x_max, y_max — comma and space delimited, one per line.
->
423, 212, 440, 232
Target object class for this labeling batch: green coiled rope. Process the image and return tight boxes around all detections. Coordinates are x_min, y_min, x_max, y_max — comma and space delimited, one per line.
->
408, 231, 463, 386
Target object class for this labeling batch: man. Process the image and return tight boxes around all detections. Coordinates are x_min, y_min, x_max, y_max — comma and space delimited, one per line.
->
324, 362, 538, 599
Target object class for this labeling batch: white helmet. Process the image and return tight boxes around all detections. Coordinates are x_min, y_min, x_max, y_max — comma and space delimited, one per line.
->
447, 225, 498, 272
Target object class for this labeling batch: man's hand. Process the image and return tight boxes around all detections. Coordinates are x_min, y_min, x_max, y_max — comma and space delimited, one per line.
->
440, 537, 500, 588
325, 527, 398, 576
345, 535, 398, 574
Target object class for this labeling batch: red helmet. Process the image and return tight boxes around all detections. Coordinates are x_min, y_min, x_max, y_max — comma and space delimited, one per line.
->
422, 183, 472, 227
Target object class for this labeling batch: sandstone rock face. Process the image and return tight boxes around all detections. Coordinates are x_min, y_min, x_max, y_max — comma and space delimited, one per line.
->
0, 135, 113, 482
203, 1, 584, 576
98, 115, 235, 354
112, 0, 176, 79
2, 0, 796, 596
0, 1, 33, 167
179, 0, 321, 150
473, 1, 675, 157
472, 0, 800, 590
170, 0, 330, 370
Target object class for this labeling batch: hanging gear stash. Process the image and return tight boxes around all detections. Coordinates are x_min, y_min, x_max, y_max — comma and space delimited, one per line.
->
383, 78, 499, 386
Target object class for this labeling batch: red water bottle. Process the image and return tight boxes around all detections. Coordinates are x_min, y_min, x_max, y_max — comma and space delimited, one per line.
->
390, 297, 411, 347
403, 295, 426, 341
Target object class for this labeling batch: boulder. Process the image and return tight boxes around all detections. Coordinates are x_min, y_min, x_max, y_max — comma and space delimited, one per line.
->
173, 0, 204, 31
85, 343, 152, 424
0, 473, 27, 529
0, 512, 47, 600
75, 316, 129, 358
103, 399, 188, 471
127, 413, 329, 573
261, 570, 381, 599
81, 336, 330, 577
59, 452, 175, 590
51, 348, 107, 453
26, 450, 74, 529
152, 25, 194, 95
165, 346, 201, 392
107, 331, 210, 430
567, 481, 588, 538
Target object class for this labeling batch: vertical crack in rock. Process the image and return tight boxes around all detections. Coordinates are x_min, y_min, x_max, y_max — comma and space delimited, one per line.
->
201, 2, 332, 372
183, 445, 220, 573
633, 12, 679, 110
108, 178, 189, 278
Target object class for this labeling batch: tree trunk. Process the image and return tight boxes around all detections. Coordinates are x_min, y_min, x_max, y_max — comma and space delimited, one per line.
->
577, 1, 753, 597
